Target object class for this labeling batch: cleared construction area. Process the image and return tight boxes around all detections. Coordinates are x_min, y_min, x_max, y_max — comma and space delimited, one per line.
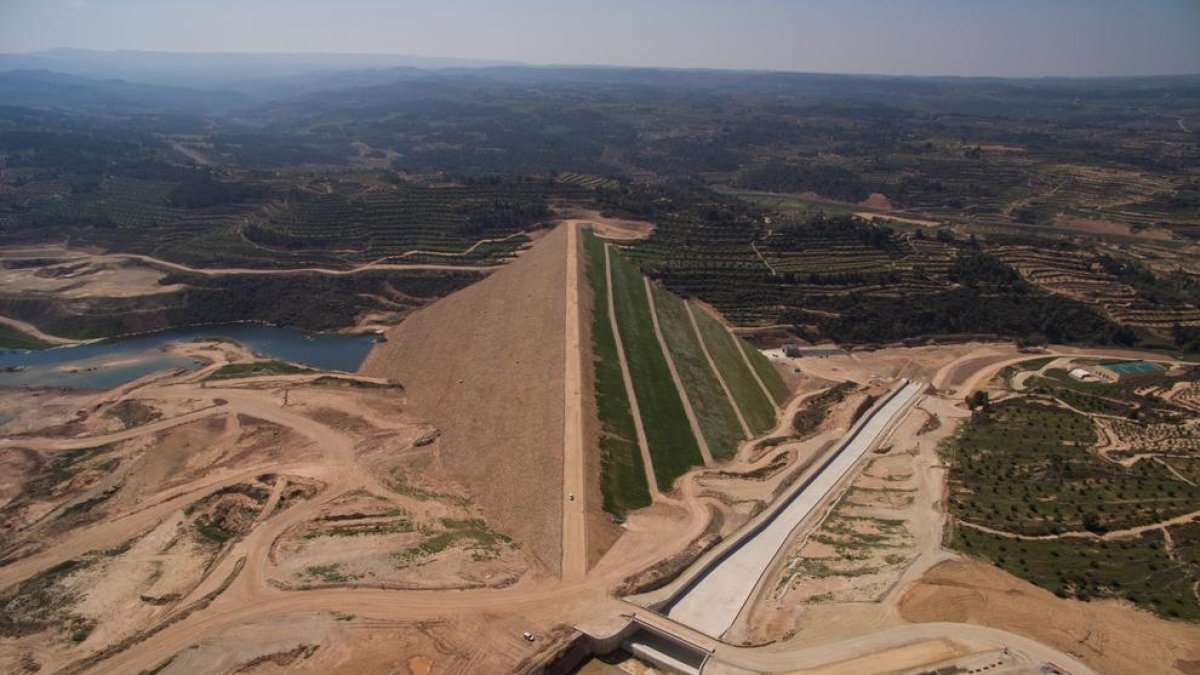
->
664, 380, 926, 638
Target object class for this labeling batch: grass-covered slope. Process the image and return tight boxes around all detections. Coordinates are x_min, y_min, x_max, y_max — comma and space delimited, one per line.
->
0, 323, 52, 350
649, 283, 745, 460
582, 231, 651, 515
690, 306, 777, 435
738, 338, 788, 405
608, 246, 704, 490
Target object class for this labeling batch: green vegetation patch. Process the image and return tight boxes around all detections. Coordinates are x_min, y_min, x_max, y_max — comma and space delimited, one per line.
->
392, 518, 516, 566
310, 375, 400, 389
303, 563, 362, 584
23, 444, 115, 500
947, 400, 1200, 536
609, 246, 704, 489
582, 230, 651, 515
953, 527, 1198, 620
737, 338, 789, 405
204, 360, 313, 380
792, 382, 857, 437
690, 305, 776, 435
0, 323, 52, 350
996, 356, 1056, 386
649, 283, 745, 460
0, 558, 92, 638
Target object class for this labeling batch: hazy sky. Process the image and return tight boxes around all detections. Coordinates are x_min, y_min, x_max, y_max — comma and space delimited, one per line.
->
1, 0, 1198, 77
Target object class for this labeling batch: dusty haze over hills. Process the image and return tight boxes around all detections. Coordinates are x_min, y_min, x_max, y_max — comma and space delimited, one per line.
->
2, 0, 1198, 77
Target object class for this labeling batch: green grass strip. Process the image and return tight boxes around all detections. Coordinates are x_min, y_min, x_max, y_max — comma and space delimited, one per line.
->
204, 360, 313, 380
582, 231, 650, 514
0, 323, 53, 350
608, 246, 703, 489
691, 307, 776, 435
737, 338, 789, 405
649, 283, 745, 460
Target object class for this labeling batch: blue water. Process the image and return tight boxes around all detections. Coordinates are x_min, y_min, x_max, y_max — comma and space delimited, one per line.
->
0, 324, 377, 390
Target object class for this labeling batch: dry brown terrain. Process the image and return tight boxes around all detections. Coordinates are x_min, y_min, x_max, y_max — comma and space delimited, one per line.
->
557, 209, 655, 241
2, 224, 1178, 675
900, 559, 1200, 675
0, 251, 182, 299
360, 225, 570, 575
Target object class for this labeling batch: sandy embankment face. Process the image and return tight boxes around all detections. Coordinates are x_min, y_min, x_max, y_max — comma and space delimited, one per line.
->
360, 225, 572, 575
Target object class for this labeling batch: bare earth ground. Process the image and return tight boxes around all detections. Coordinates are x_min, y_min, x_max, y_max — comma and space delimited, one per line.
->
722, 342, 1200, 675
2, 224, 1188, 674
899, 559, 1200, 675
360, 225, 570, 575
0, 251, 183, 299
0, 340, 568, 674
557, 209, 655, 241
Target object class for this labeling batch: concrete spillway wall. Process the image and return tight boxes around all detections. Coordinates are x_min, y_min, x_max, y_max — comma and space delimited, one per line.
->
656, 380, 925, 638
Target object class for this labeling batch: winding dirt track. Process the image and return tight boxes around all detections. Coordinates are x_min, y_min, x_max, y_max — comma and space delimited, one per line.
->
10, 365, 1094, 675
0, 237, 1146, 674
94, 251, 500, 276
935, 344, 1192, 397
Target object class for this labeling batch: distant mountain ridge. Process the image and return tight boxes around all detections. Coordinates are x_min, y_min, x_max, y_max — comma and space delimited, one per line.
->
0, 48, 516, 88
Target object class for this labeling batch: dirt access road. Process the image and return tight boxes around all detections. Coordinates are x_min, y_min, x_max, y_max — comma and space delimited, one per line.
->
1, 235, 1158, 674
561, 222, 588, 582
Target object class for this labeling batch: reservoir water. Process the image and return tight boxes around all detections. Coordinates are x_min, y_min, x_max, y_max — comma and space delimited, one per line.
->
0, 324, 377, 390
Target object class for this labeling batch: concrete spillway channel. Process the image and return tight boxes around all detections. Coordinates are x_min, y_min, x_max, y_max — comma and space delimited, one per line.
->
629, 379, 925, 656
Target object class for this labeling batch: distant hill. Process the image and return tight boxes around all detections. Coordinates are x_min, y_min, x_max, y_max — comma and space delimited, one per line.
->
0, 49, 516, 92
0, 69, 248, 113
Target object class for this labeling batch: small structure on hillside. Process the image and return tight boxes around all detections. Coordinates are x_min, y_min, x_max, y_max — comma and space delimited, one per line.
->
783, 344, 846, 358
1069, 368, 1101, 382
1084, 360, 1166, 384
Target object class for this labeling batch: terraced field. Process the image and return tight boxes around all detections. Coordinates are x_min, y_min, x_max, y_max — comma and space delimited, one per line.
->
2, 175, 568, 270
990, 244, 1200, 332
620, 201, 983, 331
948, 400, 1200, 536
945, 385, 1200, 620
245, 183, 554, 261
